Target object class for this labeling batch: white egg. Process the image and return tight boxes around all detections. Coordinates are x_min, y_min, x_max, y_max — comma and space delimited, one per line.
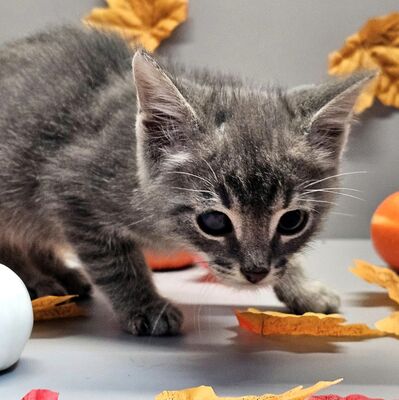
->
0, 264, 33, 371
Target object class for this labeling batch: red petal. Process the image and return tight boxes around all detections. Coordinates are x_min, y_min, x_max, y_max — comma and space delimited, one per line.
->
311, 395, 383, 400
22, 389, 59, 400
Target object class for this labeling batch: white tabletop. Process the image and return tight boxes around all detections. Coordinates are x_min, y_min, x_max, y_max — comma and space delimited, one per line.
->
1, 239, 398, 399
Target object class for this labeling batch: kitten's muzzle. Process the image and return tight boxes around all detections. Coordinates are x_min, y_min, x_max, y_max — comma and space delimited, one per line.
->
240, 266, 269, 284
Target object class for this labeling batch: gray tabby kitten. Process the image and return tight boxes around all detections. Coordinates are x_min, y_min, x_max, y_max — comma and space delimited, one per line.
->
0, 26, 372, 336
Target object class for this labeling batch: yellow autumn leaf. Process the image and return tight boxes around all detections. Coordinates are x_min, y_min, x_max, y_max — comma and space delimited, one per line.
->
83, 0, 188, 52
328, 12, 399, 112
350, 259, 399, 305
155, 379, 342, 400
32, 295, 86, 321
375, 312, 399, 336
236, 308, 382, 337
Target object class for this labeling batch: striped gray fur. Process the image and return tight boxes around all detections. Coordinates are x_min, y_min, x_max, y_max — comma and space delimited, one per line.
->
0, 26, 373, 335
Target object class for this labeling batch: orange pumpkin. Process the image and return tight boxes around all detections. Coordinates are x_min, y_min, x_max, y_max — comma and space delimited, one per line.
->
371, 192, 399, 270
144, 250, 197, 271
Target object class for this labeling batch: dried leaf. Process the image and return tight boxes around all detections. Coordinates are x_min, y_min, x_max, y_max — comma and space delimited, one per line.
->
375, 312, 399, 336
328, 12, 399, 112
350, 259, 399, 305
31, 294, 75, 309
236, 309, 382, 337
32, 295, 86, 321
84, 0, 188, 52
155, 379, 342, 400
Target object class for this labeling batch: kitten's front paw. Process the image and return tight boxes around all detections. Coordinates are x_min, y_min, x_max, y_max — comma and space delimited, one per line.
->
123, 299, 183, 336
289, 281, 341, 314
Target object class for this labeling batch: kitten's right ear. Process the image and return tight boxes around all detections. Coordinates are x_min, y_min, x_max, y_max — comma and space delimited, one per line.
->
132, 50, 197, 183
290, 72, 376, 160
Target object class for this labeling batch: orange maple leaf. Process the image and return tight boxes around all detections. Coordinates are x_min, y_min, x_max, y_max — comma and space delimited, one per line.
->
350, 259, 399, 305
155, 380, 343, 400
236, 308, 382, 337
376, 312, 399, 336
328, 12, 399, 112
32, 295, 86, 321
84, 0, 188, 52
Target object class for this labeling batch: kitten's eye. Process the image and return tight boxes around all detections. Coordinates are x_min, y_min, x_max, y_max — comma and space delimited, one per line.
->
277, 210, 308, 236
197, 211, 233, 236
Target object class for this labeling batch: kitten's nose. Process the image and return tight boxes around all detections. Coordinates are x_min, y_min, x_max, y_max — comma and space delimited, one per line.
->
241, 268, 269, 284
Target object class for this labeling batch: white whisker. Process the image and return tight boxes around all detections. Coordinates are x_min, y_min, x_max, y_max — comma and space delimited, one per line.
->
303, 187, 362, 193
170, 186, 215, 195
166, 171, 214, 187
302, 190, 364, 201
151, 301, 169, 335
330, 211, 355, 217
128, 215, 152, 227
195, 273, 214, 337
297, 198, 338, 206
300, 171, 367, 189
202, 158, 218, 181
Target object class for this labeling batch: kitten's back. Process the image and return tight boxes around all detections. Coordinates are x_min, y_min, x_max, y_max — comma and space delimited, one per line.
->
0, 25, 133, 135
0, 26, 135, 213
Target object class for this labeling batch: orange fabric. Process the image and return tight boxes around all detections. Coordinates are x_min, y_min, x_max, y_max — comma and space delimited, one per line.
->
144, 250, 197, 270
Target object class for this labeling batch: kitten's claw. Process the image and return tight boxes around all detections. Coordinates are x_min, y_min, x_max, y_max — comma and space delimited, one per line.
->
288, 281, 341, 314
123, 300, 183, 336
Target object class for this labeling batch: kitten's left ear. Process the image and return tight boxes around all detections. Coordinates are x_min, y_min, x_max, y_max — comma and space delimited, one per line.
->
294, 72, 376, 159
132, 50, 197, 181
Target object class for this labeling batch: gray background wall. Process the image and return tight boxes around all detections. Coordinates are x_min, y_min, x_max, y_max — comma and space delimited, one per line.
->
0, 0, 398, 238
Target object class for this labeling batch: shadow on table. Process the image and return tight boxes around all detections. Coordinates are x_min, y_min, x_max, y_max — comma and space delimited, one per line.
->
28, 300, 393, 393
31, 300, 383, 357
345, 291, 396, 308
0, 361, 19, 376
226, 325, 385, 354
0, 357, 41, 379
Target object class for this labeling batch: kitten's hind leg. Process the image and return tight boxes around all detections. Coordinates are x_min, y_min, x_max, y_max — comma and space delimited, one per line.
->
30, 247, 92, 298
273, 258, 340, 314
0, 244, 67, 298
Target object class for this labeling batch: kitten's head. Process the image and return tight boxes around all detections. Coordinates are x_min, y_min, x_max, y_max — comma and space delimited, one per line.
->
132, 50, 374, 286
